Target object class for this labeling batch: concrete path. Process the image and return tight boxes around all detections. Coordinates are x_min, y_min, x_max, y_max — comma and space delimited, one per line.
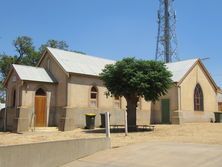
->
62, 142, 222, 167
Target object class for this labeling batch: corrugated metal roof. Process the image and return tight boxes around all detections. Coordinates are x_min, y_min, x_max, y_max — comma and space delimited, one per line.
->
13, 64, 55, 83
47, 47, 198, 82
165, 59, 198, 82
47, 47, 115, 76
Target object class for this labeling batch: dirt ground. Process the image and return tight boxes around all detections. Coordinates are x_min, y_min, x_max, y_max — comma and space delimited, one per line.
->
111, 123, 222, 147
0, 123, 222, 147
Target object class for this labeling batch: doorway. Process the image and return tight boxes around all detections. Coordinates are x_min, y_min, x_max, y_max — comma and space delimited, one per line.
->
35, 88, 47, 127
161, 99, 170, 124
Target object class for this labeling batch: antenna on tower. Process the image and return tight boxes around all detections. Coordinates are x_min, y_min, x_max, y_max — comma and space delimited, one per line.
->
155, 0, 179, 63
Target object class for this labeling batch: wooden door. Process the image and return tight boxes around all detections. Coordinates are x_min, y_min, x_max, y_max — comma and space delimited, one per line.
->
35, 96, 46, 127
161, 99, 170, 124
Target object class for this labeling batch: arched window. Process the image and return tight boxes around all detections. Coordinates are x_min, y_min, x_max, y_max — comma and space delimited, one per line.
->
194, 84, 204, 111
36, 88, 46, 96
90, 86, 98, 107
114, 96, 121, 109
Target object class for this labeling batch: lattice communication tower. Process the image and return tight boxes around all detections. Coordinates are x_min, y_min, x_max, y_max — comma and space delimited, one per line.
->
155, 0, 179, 63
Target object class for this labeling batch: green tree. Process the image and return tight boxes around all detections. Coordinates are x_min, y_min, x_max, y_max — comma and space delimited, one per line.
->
39, 39, 69, 54
0, 82, 5, 103
20, 51, 40, 66
0, 54, 17, 78
0, 36, 37, 80
13, 36, 35, 62
0, 54, 16, 103
100, 58, 173, 128
0, 36, 71, 82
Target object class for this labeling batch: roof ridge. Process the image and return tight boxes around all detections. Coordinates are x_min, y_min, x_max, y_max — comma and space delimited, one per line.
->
165, 58, 199, 65
13, 64, 45, 69
47, 47, 115, 62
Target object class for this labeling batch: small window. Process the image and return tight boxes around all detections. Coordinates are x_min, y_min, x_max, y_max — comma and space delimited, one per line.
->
90, 86, 98, 107
47, 58, 50, 70
194, 84, 204, 111
114, 96, 121, 109
12, 90, 16, 107
12, 76, 17, 82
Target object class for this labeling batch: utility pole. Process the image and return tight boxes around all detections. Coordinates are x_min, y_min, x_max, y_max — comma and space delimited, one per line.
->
155, 0, 179, 63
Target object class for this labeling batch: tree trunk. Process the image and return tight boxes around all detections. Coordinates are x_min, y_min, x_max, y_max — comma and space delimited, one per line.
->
126, 96, 138, 131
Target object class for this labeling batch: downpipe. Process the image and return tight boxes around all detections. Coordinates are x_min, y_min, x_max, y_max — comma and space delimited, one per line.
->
3, 88, 8, 132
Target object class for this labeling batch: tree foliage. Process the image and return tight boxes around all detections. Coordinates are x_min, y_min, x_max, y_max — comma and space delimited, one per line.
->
0, 36, 70, 81
39, 39, 69, 54
13, 36, 35, 62
20, 51, 41, 66
0, 54, 17, 78
0, 82, 5, 103
100, 57, 173, 127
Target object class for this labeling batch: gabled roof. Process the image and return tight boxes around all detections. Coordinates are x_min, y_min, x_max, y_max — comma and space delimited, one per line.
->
47, 47, 115, 76
165, 58, 198, 82
40, 48, 218, 90
12, 64, 55, 83
46, 48, 199, 82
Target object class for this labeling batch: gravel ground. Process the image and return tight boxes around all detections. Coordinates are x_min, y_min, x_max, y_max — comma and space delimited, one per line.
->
111, 123, 222, 147
0, 123, 222, 147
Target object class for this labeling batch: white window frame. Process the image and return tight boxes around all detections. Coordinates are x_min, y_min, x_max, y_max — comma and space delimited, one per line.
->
89, 86, 98, 108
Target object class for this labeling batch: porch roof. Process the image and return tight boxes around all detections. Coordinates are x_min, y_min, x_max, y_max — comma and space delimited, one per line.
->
13, 64, 55, 83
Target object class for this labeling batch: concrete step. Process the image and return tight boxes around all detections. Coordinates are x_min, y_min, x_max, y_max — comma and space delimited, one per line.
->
30, 127, 59, 132
171, 116, 183, 124
171, 111, 183, 117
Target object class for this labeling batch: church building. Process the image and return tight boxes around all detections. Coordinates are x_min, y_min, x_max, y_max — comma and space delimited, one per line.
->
2, 48, 219, 132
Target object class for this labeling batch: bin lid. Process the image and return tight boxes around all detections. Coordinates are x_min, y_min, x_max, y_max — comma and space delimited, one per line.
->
100, 113, 111, 116
85, 113, 96, 116
214, 111, 222, 114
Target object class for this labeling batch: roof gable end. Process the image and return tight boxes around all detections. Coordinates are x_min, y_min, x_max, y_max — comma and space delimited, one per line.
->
165, 58, 198, 82
178, 59, 218, 91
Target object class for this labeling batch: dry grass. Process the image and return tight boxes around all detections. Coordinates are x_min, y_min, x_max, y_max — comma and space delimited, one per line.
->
0, 123, 222, 147
0, 128, 105, 146
111, 123, 222, 147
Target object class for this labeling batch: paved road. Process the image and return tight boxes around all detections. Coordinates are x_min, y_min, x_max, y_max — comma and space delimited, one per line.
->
63, 142, 222, 167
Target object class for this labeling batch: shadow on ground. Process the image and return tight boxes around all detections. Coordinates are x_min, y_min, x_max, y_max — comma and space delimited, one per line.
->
83, 128, 153, 134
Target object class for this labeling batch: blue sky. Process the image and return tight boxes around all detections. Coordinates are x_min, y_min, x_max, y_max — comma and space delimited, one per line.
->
1, 0, 222, 86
